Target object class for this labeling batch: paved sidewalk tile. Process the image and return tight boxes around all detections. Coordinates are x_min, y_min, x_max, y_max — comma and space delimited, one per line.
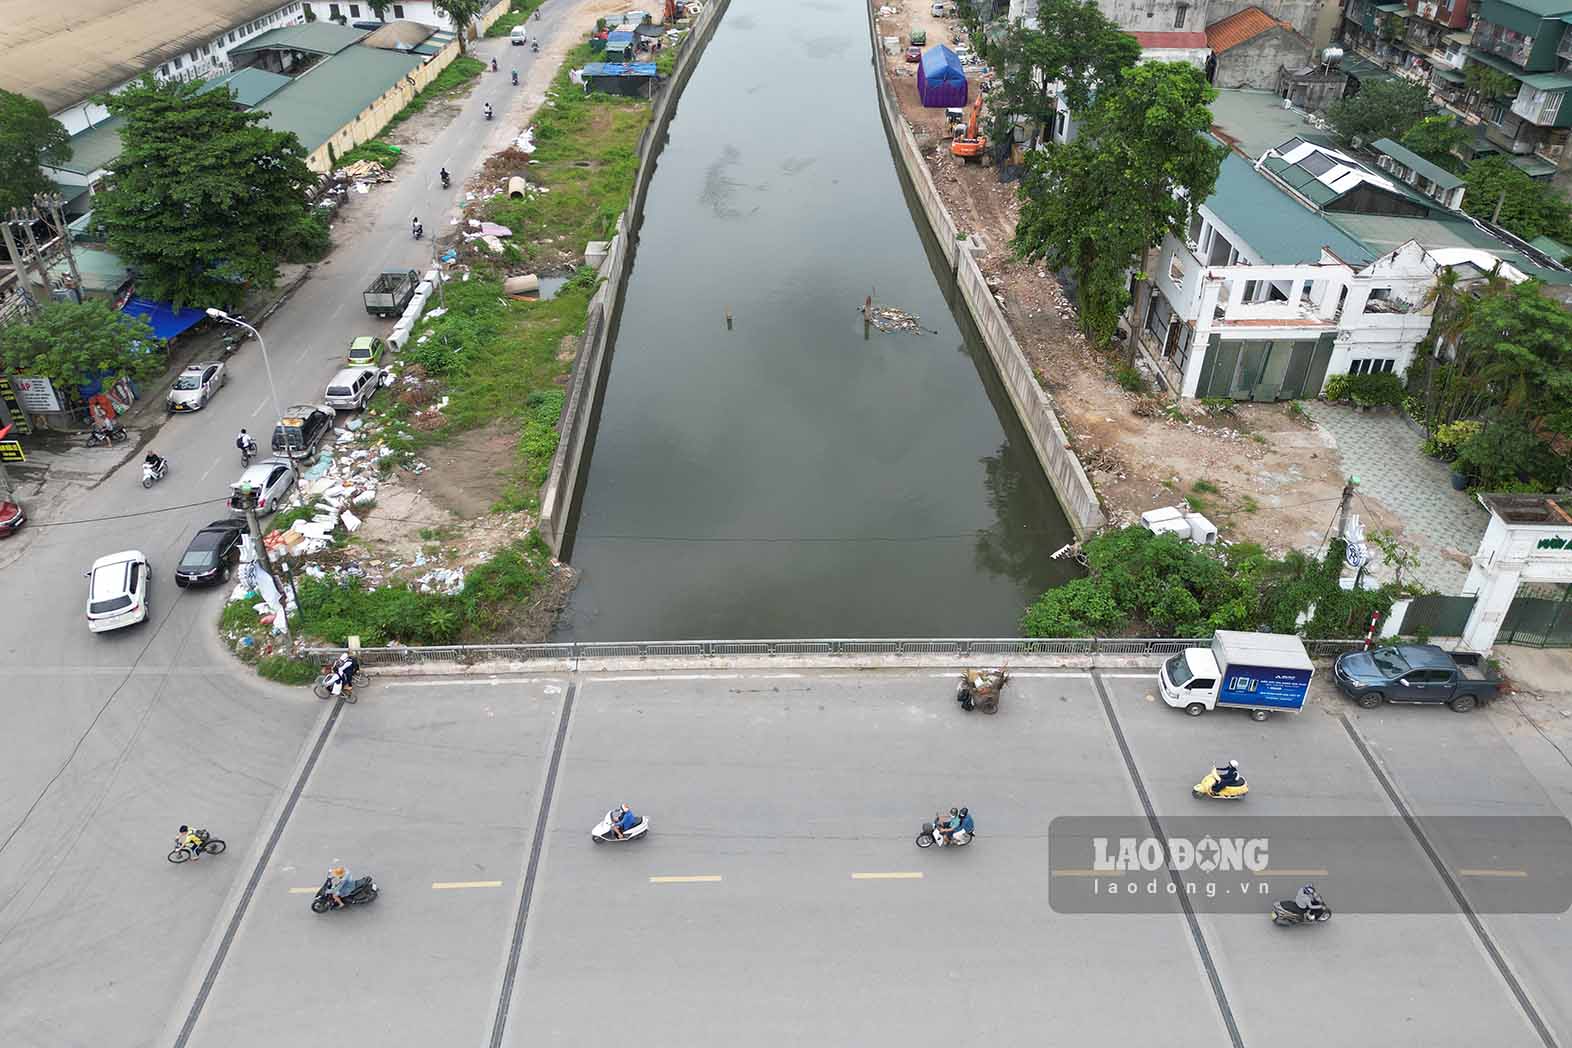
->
1305, 402, 1487, 594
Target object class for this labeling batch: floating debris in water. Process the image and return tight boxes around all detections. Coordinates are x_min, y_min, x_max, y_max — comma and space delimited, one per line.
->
861, 296, 928, 334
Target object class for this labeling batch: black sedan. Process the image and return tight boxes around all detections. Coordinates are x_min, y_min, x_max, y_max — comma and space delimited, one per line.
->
175, 520, 245, 587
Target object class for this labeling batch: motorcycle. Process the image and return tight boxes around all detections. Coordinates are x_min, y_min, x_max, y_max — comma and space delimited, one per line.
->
1193, 768, 1249, 800
915, 815, 975, 849
167, 830, 227, 864
531, 40, 539, 52
311, 875, 379, 913
491, 57, 499, 72
412, 221, 424, 241
511, 69, 518, 85
440, 169, 451, 188
956, 667, 1007, 714
314, 664, 360, 703
239, 441, 256, 468
85, 423, 128, 448
142, 457, 169, 488
484, 105, 493, 121
1271, 898, 1332, 926
591, 808, 649, 843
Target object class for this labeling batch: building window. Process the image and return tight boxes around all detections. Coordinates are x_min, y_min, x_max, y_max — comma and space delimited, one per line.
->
1348, 358, 1396, 375
1207, 232, 1233, 267
394, 3, 404, 16
1145, 291, 1173, 343
1187, 211, 1204, 248
173, 55, 183, 68
330, 3, 341, 18
160, 63, 169, 75
1168, 255, 1186, 289
1174, 3, 1188, 28
350, 3, 360, 16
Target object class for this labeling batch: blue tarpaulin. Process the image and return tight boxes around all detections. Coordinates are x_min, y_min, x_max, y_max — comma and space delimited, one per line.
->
917, 45, 967, 108
582, 62, 658, 76
121, 297, 206, 341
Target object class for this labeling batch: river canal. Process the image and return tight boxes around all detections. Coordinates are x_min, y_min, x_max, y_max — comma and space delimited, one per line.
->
554, 0, 1077, 640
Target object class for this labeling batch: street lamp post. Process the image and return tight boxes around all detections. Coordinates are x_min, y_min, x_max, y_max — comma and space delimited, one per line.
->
206, 308, 282, 423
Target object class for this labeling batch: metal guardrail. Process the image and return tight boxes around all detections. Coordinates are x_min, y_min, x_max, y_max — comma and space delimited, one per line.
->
299, 637, 1367, 667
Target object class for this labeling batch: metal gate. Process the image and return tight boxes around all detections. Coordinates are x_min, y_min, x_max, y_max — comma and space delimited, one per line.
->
1500, 583, 1572, 647
1196, 334, 1336, 401
1399, 594, 1477, 638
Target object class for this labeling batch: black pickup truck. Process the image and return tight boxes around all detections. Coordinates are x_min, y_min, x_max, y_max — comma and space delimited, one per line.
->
1333, 644, 1500, 712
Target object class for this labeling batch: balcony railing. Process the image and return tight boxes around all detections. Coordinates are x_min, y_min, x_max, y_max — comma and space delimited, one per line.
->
1559, 27, 1572, 62
1512, 88, 1565, 127
1472, 25, 1533, 67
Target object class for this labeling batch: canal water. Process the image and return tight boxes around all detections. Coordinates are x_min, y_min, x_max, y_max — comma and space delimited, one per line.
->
554, 0, 1077, 640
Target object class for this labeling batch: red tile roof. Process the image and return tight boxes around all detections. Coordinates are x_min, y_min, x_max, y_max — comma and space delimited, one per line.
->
1129, 30, 1211, 49
1206, 6, 1297, 53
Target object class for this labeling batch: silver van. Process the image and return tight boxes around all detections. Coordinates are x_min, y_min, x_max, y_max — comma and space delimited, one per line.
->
323, 366, 381, 411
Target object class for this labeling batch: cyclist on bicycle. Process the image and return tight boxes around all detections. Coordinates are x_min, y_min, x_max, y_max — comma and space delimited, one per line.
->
176, 825, 207, 859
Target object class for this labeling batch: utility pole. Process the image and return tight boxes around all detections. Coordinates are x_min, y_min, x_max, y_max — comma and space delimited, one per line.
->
1336, 474, 1360, 539
34, 194, 82, 297
239, 482, 290, 636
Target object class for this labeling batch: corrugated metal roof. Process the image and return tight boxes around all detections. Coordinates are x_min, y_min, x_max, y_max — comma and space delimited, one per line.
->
230, 21, 368, 56
1518, 71, 1572, 88
255, 45, 422, 154
198, 67, 292, 107
0, 0, 289, 113
1205, 152, 1374, 265
1369, 137, 1465, 190
54, 116, 126, 176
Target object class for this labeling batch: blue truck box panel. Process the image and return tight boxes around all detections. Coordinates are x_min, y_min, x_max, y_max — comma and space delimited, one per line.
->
1217, 663, 1312, 710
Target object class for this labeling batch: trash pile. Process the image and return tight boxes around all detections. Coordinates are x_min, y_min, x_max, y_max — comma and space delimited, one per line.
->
261, 433, 385, 561
863, 302, 926, 334
463, 217, 515, 255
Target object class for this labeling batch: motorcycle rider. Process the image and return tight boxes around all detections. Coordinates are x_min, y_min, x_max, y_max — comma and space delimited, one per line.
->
610, 802, 638, 839
411, 216, 423, 240
490, 56, 498, 72
326, 866, 351, 908
956, 807, 975, 842
144, 450, 166, 475
236, 428, 256, 458
484, 101, 494, 120
1213, 759, 1243, 794
511, 68, 518, 85
176, 824, 207, 860
936, 807, 960, 845
330, 651, 361, 696
1293, 883, 1325, 918
440, 166, 451, 188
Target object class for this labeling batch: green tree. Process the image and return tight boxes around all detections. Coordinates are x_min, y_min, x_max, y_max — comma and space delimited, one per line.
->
1464, 62, 1519, 104
434, 0, 487, 49
988, 0, 1140, 154
0, 90, 72, 213
0, 300, 162, 393
1399, 115, 1466, 174
91, 76, 324, 310
1462, 156, 1572, 242
1325, 77, 1429, 146
1013, 62, 1223, 345
366, 0, 392, 17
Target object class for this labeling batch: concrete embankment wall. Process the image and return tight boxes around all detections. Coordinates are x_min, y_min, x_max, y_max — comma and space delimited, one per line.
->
862, 6, 1105, 539
538, 0, 733, 554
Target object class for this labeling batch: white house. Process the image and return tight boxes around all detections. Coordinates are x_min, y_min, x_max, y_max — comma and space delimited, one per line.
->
1134, 136, 1556, 399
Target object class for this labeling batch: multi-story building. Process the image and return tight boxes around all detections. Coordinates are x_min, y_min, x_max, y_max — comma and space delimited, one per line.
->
1130, 89, 1571, 399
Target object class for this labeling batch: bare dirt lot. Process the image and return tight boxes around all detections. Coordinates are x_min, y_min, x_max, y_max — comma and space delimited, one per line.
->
873, 2, 1390, 558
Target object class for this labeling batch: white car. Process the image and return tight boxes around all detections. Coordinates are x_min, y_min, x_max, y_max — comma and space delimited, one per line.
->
166, 361, 227, 412
85, 550, 150, 632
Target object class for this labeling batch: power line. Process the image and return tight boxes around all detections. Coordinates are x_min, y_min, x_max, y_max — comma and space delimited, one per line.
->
18, 497, 229, 529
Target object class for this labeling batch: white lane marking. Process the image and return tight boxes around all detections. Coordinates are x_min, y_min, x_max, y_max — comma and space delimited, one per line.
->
198, 456, 220, 484
649, 875, 722, 884
1007, 672, 1091, 679
1101, 673, 1154, 679
432, 880, 503, 890
252, 395, 271, 417
1459, 868, 1529, 878
382, 677, 567, 688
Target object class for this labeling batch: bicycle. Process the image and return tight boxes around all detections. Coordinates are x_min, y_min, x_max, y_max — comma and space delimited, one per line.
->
314, 665, 363, 703
167, 833, 227, 863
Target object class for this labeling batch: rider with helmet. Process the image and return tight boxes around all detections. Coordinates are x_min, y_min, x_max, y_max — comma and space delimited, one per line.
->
176, 824, 207, 859
956, 807, 975, 842
1213, 759, 1243, 794
610, 803, 638, 838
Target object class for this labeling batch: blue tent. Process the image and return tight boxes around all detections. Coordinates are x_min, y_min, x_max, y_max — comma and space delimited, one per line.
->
917, 45, 967, 108
121, 297, 206, 341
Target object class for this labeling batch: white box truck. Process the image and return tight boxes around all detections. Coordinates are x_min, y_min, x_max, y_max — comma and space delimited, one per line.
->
1159, 631, 1313, 722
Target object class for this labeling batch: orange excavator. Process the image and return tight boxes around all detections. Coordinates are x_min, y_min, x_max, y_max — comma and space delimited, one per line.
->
950, 96, 986, 161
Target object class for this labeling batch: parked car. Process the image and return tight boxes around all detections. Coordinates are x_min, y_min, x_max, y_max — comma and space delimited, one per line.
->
905, 44, 921, 61
511, 24, 528, 44
271, 404, 336, 460
1333, 644, 1501, 712
0, 498, 23, 537
227, 458, 299, 517
166, 361, 227, 412
324, 366, 382, 411
175, 520, 245, 587
347, 335, 386, 367
85, 550, 150, 632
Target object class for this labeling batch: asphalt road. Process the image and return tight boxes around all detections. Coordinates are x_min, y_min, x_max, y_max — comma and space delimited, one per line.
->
0, 16, 573, 1048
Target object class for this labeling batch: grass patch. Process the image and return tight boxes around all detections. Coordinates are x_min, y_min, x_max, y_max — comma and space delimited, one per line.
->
486, 0, 546, 37
295, 533, 556, 645
1240, 495, 1259, 513
334, 140, 404, 169
270, 504, 320, 533
484, 43, 651, 269
257, 655, 323, 686
1113, 364, 1145, 393
220, 600, 258, 632
386, 56, 487, 132
1192, 479, 1220, 495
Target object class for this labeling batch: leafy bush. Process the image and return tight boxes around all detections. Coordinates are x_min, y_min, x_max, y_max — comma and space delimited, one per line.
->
1421, 419, 1481, 462
257, 655, 323, 685
270, 503, 321, 533
1346, 371, 1406, 408
220, 600, 258, 632
334, 140, 403, 169
281, 214, 331, 262
1113, 364, 1145, 392
1321, 374, 1351, 401
1456, 419, 1562, 491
